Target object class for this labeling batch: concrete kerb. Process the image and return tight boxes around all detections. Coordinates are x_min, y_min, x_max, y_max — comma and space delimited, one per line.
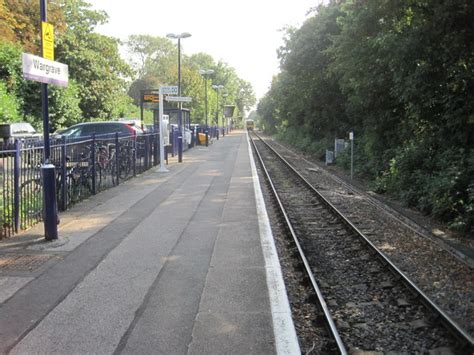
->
246, 131, 301, 354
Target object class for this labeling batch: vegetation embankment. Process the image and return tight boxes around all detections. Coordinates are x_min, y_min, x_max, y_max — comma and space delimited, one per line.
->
257, 0, 473, 235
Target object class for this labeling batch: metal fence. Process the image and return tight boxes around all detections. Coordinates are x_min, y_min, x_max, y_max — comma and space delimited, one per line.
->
0, 132, 159, 239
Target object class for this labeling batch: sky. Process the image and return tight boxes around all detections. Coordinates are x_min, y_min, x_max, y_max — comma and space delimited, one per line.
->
87, 0, 321, 103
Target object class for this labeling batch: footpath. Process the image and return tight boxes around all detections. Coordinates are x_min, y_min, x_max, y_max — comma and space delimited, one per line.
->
0, 130, 299, 354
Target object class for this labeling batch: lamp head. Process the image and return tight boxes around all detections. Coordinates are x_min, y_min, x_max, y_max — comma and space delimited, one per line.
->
199, 69, 215, 75
167, 32, 192, 39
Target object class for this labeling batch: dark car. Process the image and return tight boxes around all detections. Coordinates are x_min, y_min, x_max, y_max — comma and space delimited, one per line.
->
54, 121, 144, 140
52, 121, 146, 163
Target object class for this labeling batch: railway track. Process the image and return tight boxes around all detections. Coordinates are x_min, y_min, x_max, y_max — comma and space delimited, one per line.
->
249, 132, 473, 353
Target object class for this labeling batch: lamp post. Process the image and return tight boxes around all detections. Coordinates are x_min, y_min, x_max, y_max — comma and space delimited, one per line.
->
199, 69, 214, 146
222, 93, 228, 135
166, 32, 191, 162
212, 84, 224, 139
166, 32, 191, 98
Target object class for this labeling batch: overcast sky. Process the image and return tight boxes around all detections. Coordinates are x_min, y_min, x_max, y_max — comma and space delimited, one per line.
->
88, 0, 320, 103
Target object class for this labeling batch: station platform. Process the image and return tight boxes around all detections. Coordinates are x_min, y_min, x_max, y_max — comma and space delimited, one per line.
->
0, 131, 299, 354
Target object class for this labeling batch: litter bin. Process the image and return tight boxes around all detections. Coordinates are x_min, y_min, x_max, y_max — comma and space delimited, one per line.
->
198, 133, 207, 145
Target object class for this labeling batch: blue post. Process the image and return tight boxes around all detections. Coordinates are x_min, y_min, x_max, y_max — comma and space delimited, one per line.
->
115, 133, 120, 185
170, 128, 175, 157
133, 135, 137, 176
91, 134, 96, 195
42, 164, 58, 239
13, 140, 20, 233
60, 137, 67, 210
144, 135, 149, 169
178, 109, 183, 163
40, 0, 58, 240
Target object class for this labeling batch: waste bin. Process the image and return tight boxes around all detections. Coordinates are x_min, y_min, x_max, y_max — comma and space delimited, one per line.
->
198, 133, 207, 145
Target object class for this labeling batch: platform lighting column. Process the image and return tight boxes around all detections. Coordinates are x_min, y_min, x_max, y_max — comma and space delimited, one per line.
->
166, 32, 191, 162
199, 69, 214, 147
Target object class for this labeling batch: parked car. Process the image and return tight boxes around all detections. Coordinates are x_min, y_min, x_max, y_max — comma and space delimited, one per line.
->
52, 121, 146, 163
54, 121, 144, 140
117, 118, 148, 132
0, 122, 42, 145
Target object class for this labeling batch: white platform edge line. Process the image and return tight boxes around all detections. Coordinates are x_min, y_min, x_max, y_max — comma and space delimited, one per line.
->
246, 131, 301, 355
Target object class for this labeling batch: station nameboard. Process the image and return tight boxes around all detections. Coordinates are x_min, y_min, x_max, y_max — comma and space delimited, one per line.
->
22, 53, 68, 87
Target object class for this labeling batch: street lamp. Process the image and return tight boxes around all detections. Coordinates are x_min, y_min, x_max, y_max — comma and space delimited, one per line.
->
212, 84, 224, 139
199, 69, 214, 146
166, 32, 191, 98
166, 32, 191, 163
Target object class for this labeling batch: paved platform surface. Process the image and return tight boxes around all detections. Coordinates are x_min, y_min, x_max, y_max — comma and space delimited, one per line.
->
0, 131, 299, 354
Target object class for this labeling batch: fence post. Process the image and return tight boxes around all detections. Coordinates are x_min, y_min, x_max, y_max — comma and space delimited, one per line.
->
144, 135, 149, 169
171, 128, 175, 157
13, 140, 20, 233
153, 133, 158, 166
133, 135, 137, 177
60, 137, 67, 210
115, 133, 120, 185
91, 134, 96, 195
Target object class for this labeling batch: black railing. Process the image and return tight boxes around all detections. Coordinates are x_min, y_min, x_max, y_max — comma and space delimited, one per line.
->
0, 133, 160, 239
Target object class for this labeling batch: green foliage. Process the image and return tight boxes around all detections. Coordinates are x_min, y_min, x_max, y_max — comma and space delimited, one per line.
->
55, 0, 132, 120
258, 0, 474, 235
0, 80, 21, 122
48, 80, 82, 131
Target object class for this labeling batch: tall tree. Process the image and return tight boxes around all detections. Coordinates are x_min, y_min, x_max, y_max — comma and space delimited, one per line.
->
55, 0, 132, 119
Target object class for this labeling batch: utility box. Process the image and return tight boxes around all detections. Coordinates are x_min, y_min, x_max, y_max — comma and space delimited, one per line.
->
334, 138, 345, 158
325, 150, 334, 165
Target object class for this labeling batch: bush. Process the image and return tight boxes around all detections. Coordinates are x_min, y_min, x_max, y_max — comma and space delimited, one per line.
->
377, 144, 473, 235
0, 80, 21, 122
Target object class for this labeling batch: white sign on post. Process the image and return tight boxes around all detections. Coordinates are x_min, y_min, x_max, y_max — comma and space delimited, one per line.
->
160, 86, 178, 95
165, 96, 192, 103
22, 53, 68, 87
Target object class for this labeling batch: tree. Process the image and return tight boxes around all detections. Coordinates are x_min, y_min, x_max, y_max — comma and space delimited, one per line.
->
258, 0, 473, 233
55, 0, 132, 120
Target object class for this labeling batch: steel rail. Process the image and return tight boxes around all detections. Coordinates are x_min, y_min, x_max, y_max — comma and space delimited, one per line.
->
268, 138, 474, 268
253, 132, 474, 350
250, 133, 348, 354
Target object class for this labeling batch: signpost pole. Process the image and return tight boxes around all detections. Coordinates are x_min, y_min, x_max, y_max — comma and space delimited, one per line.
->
40, 0, 58, 240
178, 109, 183, 163
158, 87, 168, 173
349, 131, 354, 181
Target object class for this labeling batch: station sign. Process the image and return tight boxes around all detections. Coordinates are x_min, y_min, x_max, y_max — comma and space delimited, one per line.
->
165, 96, 192, 103
42, 22, 54, 60
22, 53, 68, 87
160, 86, 178, 95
